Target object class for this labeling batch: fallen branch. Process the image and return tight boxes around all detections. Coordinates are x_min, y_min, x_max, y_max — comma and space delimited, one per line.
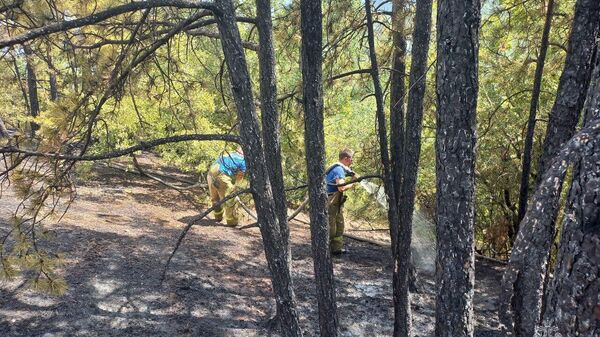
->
160, 186, 252, 283
131, 154, 206, 191
239, 196, 310, 230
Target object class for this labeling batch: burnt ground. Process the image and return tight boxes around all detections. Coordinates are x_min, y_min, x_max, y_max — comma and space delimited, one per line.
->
0, 158, 503, 337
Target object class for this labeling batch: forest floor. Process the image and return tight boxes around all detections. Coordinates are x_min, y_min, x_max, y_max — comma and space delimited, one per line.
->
0, 154, 503, 337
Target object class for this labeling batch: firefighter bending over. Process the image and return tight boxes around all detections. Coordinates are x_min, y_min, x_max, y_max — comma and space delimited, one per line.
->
207, 146, 246, 226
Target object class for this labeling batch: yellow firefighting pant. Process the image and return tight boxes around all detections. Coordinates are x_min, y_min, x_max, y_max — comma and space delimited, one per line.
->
328, 191, 345, 253
207, 164, 239, 225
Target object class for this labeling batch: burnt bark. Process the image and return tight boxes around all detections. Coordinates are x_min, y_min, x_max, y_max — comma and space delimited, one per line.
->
434, 0, 480, 335
364, 1, 403, 334
537, 51, 600, 337
535, 0, 599, 184
394, 0, 433, 335
500, 123, 600, 337
300, 0, 339, 336
213, 2, 302, 336
501, 0, 600, 335
500, 121, 600, 337
389, 0, 407, 206
256, 0, 290, 258
516, 0, 555, 233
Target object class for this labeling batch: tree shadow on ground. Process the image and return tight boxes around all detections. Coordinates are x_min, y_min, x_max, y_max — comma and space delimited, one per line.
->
1, 161, 504, 337
0, 214, 280, 336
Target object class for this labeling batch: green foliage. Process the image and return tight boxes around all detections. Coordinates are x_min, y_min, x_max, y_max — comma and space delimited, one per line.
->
0, 0, 581, 287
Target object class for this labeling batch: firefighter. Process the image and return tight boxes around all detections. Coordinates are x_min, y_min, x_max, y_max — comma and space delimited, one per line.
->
326, 148, 357, 255
207, 146, 246, 226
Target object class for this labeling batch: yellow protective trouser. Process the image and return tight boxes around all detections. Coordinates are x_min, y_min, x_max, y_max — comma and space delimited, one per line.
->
207, 164, 239, 225
327, 191, 345, 253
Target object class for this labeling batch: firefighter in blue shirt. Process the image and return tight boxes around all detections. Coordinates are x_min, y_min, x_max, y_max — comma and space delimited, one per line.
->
207, 147, 247, 226
325, 148, 357, 255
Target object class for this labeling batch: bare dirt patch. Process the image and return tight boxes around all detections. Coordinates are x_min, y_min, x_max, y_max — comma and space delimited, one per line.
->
1, 160, 503, 336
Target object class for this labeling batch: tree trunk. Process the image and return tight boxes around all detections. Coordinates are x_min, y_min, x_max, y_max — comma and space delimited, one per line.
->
389, 0, 407, 208
535, 0, 599, 184
516, 0, 555, 235
537, 50, 600, 337
300, 0, 339, 336
434, 0, 480, 335
213, 2, 302, 336
364, 1, 403, 334
394, 0, 433, 335
500, 124, 600, 337
24, 45, 40, 136
256, 0, 290, 259
500, 0, 600, 335
50, 73, 58, 101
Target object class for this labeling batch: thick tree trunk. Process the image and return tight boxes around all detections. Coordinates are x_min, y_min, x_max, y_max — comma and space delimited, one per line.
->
364, 1, 403, 334
501, 1, 600, 335
300, 1, 339, 336
516, 0, 555, 235
434, 0, 480, 335
213, 2, 302, 336
256, 0, 290, 258
389, 0, 407, 208
500, 124, 600, 337
394, 0, 433, 335
537, 51, 600, 337
499, 119, 600, 337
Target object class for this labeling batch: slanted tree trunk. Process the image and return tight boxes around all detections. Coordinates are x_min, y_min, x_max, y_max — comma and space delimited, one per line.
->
213, 2, 302, 336
516, 0, 555, 235
363, 1, 403, 334
434, 0, 480, 335
256, 0, 290, 258
500, 121, 600, 337
300, 1, 339, 336
535, 0, 600, 184
500, 0, 600, 335
537, 50, 600, 337
24, 45, 40, 136
393, 0, 433, 335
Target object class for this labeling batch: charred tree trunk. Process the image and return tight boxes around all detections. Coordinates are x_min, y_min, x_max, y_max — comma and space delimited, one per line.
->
434, 0, 480, 335
24, 45, 40, 136
537, 50, 600, 337
500, 0, 600, 335
256, 0, 290, 258
535, 0, 599, 184
500, 123, 600, 337
389, 0, 407, 208
516, 0, 555, 234
300, 0, 339, 336
394, 0, 433, 335
364, 1, 403, 334
213, 2, 302, 336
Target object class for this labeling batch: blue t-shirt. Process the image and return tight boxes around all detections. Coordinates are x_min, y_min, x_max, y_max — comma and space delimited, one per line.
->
326, 165, 346, 194
215, 152, 246, 176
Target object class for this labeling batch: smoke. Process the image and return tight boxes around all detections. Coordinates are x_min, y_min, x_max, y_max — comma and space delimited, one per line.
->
359, 180, 436, 274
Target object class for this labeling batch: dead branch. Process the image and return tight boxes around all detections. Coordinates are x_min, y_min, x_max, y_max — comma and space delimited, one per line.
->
0, 133, 239, 162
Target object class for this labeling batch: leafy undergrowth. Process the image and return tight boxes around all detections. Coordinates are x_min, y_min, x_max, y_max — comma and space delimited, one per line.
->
0, 156, 503, 337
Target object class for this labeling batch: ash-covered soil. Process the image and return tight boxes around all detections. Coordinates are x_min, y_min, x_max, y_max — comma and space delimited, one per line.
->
1, 159, 503, 337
